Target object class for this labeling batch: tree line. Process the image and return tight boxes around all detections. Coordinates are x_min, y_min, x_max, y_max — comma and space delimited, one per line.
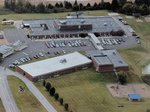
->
111, 0, 150, 15
4, 0, 150, 15
4, 0, 111, 13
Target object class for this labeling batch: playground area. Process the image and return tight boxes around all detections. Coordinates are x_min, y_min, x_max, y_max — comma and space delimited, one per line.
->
107, 84, 150, 98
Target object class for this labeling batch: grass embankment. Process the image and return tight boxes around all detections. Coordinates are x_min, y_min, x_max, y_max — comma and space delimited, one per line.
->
0, 99, 5, 112
119, 16, 150, 78
35, 68, 150, 112
8, 76, 47, 112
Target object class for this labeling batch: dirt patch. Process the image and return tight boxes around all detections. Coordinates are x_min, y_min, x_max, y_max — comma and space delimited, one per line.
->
125, 16, 133, 19
145, 16, 150, 22
106, 84, 150, 98
136, 19, 143, 22
0, 39, 8, 45
108, 13, 119, 16
0, 0, 4, 6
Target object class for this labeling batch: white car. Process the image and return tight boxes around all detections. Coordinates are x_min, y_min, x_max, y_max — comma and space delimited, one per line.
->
39, 52, 44, 57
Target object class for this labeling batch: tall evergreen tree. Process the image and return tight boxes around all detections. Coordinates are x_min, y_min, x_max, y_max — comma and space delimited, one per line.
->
111, 0, 120, 11
0, 53, 3, 63
36, 3, 46, 13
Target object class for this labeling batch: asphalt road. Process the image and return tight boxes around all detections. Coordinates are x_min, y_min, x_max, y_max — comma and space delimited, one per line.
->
6, 68, 57, 112
0, 67, 19, 112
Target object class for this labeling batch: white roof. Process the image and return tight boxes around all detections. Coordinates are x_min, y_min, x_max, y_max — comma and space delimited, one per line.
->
18, 52, 91, 77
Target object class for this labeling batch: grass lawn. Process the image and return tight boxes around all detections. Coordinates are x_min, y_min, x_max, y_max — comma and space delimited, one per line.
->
8, 76, 47, 112
35, 68, 150, 112
118, 15, 150, 77
0, 99, 5, 112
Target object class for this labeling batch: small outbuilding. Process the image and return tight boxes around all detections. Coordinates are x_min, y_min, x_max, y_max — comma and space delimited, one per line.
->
128, 94, 143, 102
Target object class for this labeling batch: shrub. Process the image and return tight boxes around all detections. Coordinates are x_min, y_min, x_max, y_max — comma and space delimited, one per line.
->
45, 82, 51, 91
110, 30, 125, 36
49, 87, 55, 96
59, 98, 63, 105
43, 80, 46, 87
118, 71, 128, 85
79, 33, 88, 38
147, 109, 150, 112
54, 93, 59, 100
64, 103, 69, 111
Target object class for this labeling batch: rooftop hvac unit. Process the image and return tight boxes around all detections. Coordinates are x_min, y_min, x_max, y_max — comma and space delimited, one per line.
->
60, 58, 67, 63
104, 23, 107, 26
60, 20, 67, 24
80, 20, 85, 23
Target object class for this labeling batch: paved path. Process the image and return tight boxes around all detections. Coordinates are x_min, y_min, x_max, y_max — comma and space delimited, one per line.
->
5, 68, 57, 112
0, 67, 19, 112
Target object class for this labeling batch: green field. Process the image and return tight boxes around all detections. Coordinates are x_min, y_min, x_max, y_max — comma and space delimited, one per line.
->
35, 68, 150, 112
8, 76, 47, 112
0, 99, 5, 112
119, 15, 150, 77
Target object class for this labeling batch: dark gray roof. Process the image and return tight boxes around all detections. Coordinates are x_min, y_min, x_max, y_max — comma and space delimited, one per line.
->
102, 50, 128, 67
22, 16, 121, 36
86, 49, 128, 67
93, 56, 112, 65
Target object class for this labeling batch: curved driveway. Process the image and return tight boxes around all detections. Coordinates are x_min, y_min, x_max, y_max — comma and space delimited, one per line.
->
0, 67, 19, 112
0, 67, 57, 112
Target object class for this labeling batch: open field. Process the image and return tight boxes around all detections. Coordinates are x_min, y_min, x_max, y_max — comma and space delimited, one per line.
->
8, 76, 47, 112
35, 68, 150, 112
119, 16, 150, 77
0, 99, 5, 112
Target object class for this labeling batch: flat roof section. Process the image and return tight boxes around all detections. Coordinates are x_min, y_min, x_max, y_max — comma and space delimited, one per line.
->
93, 56, 112, 65
86, 49, 128, 68
102, 50, 128, 67
22, 16, 121, 36
18, 52, 92, 77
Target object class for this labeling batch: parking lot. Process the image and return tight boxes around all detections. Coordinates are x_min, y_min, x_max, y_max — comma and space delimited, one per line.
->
98, 36, 138, 49
1, 38, 96, 68
1, 16, 139, 68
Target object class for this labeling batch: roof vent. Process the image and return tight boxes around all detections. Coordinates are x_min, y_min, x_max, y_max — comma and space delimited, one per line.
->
60, 58, 67, 63
119, 60, 123, 64
113, 52, 116, 55
104, 23, 107, 26
60, 20, 67, 24
81, 20, 85, 23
